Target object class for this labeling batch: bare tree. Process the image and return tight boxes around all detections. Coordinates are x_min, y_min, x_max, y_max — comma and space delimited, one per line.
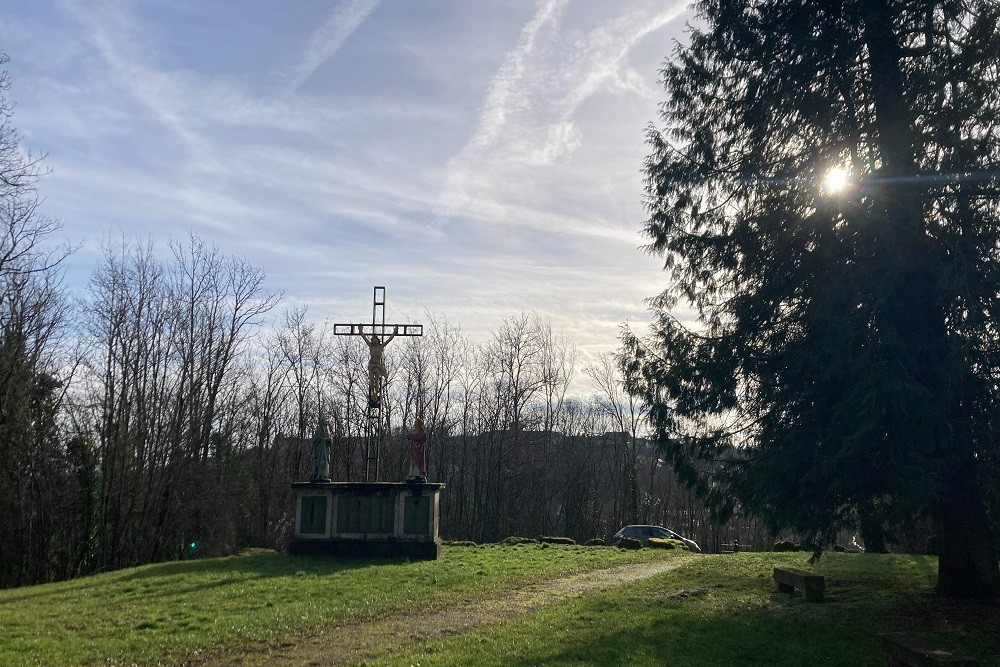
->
584, 351, 647, 525
0, 52, 79, 587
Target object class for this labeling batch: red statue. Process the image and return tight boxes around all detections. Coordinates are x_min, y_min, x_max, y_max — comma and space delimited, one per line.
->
407, 418, 427, 480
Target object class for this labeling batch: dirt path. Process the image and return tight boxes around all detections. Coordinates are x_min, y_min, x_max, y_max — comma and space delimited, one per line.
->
197, 557, 691, 667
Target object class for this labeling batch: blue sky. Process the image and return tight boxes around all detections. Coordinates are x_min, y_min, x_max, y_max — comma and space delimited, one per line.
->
1, 0, 692, 368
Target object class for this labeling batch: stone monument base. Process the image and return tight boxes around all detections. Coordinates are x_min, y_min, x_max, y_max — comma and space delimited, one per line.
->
289, 481, 444, 561
289, 535, 441, 559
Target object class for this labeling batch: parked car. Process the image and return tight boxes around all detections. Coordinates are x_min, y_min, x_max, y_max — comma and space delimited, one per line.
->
613, 525, 702, 553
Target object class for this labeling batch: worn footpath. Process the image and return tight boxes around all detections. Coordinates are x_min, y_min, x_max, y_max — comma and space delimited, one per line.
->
193, 557, 692, 666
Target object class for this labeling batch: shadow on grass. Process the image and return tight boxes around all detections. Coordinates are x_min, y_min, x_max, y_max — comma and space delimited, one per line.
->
494, 593, 992, 666
513, 555, 992, 667
0, 552, 409, 605
496, 604, 893, 667
404, 553, 995, 667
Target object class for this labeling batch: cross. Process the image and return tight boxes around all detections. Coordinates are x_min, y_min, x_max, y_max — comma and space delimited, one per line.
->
334, 286, 423, 406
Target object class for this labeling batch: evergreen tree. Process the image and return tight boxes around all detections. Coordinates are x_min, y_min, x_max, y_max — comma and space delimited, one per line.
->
624, 0, 1000, 599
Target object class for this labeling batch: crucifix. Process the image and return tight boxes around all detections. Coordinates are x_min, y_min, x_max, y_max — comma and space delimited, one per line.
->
334, 286, 423, 481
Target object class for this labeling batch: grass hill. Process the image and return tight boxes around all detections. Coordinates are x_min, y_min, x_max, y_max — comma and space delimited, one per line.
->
1, 546, 996, 665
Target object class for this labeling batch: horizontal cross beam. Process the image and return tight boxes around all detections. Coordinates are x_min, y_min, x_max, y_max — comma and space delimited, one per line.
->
333, 323, 423, 337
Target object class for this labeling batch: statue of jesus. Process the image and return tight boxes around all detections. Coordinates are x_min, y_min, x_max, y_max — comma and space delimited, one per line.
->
360, 327, 396, 407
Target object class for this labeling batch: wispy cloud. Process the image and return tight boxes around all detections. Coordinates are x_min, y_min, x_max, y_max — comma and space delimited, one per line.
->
471, 0, 571, 153
286, 0, 381, 93
442, 1, 689, 224
63, 0, 224, 178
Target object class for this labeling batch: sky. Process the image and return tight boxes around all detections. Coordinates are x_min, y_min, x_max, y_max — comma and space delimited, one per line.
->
1, 0, 694, 381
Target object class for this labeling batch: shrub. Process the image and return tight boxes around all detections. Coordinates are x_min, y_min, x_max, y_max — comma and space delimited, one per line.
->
585, 537, 606, 547
238, 547, 277, 557
443, 540, 477, 547
774, 540, 823, 553
648, 537, 688, 550
539, 536, 576, 545
501, 536, 538, 546
617, 536, 643, 550
647, 538, 675, 550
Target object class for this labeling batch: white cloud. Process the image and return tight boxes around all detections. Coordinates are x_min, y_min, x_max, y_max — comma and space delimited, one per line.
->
442, 1, 689, 224
470, 0, 571, 153
286, 0, 382, 93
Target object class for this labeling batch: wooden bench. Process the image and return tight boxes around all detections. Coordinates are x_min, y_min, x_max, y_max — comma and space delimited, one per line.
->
882, 633, 975, 666
772, 567, 824, 601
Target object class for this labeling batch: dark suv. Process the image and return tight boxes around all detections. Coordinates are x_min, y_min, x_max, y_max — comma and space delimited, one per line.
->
613, 525, 701, 553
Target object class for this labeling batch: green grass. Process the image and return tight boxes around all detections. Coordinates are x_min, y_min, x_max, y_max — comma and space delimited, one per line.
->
386, 552, 1000, 666
7, 549, 998, 666
0, 544, 667, 666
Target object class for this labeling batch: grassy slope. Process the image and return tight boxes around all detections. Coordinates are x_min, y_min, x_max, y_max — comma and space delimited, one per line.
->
5, 549, 997, 666
0, 545, 667, 666
387, 552, 1000, 666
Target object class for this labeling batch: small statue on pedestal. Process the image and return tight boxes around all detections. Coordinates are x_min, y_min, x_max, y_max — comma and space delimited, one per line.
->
407, 418, 427, 481
310, 416, 333, 483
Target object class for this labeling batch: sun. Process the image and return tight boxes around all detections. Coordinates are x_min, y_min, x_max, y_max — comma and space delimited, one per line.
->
822, 166, 851, 194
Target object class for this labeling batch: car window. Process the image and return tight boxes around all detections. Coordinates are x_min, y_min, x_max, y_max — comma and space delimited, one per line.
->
653, 528, 670, 538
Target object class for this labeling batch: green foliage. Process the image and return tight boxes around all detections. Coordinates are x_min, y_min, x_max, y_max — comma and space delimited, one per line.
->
443, 540, 478, 547
585, 538, 606, 547
539, 536, 576, 545
617, 536, 643, 550
773, 541, 819, 553
501, 536, 539, 546
0, 544, 668, 665
624, 0, 1000, 598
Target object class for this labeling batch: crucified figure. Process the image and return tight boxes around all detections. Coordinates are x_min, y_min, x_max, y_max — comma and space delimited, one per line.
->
361, 326, 396, 407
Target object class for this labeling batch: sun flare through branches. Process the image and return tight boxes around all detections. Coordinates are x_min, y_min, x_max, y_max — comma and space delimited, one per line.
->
822, 166, 851, 195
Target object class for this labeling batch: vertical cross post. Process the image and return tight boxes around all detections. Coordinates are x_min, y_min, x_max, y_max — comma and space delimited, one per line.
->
372, 286, 385, 335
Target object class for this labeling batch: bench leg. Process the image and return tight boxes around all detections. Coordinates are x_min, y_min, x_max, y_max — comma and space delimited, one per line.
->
803, 585, 824, 602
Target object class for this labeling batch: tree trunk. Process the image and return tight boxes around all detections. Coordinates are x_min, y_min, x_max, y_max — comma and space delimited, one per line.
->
859, 0, 1000, 600
859, 509, 888, 554
936, 468, 1000, 600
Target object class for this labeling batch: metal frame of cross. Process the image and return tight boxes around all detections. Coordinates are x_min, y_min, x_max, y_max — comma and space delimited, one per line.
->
334, 286, 423, 481
333, 285, 423, 339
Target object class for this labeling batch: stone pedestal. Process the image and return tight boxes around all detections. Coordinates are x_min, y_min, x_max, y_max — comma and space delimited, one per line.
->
289, 481, 444, 560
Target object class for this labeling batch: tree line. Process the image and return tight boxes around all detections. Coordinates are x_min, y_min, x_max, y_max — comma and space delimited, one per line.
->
2, 226, 763, 588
